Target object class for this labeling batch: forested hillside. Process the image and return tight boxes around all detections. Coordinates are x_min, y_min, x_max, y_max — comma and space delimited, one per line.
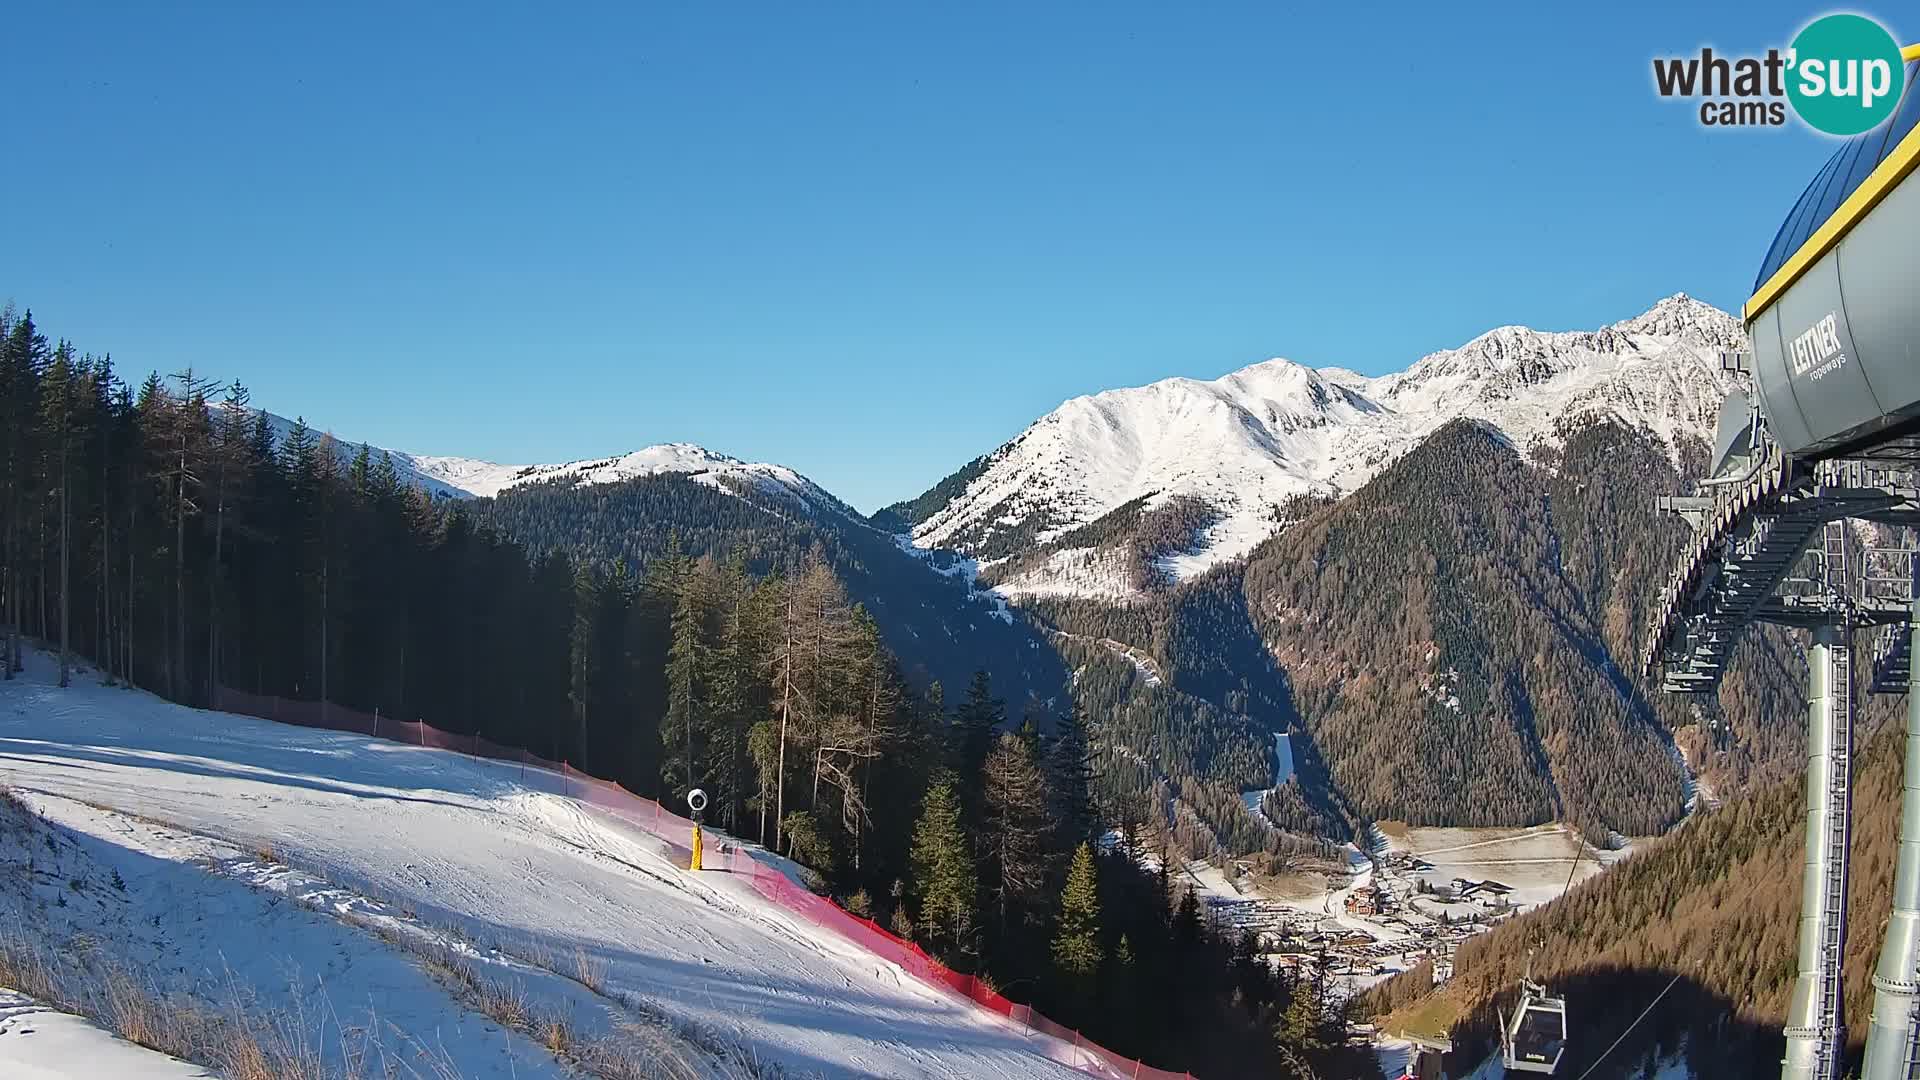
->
873, 385, 1817, 865
1021, 557, 1358, 862
867, 296, 1819, 854
1240, 413, 1821, 840
0, 305, 1371, 1079
1362, 688, 1907, 1078
1010, 413, 1805, 858
476, 472, 1068, 707
1243, 419, 1686, 837
1539, 414, 1807, 800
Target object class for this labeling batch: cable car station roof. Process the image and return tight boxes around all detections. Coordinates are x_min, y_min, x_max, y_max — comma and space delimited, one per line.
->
1747, 47, 1920, 323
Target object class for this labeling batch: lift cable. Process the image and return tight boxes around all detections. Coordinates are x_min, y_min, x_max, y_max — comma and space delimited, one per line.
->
1558, 695, 1622, 902
1560, 825, 1585, 899
1571, 968, 1685, 1080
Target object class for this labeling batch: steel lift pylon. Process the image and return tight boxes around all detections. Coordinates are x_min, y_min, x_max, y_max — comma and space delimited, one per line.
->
1650, 422, 1920, 1080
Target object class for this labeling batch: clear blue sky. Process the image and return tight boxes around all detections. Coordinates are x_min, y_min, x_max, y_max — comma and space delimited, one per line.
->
0, 2, 1889, 510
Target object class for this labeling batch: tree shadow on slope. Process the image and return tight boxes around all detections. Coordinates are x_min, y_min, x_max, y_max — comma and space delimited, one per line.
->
0, 736, 521, 814
1451, 966, 1784, 1079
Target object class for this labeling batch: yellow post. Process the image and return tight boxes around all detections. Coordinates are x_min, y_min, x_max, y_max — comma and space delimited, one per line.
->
690, 824, 703, 871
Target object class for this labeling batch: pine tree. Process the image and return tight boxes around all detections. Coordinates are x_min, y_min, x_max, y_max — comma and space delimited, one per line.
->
89, 354, 119, 684
161, 370, 214, 702
204, 381, 252, 698
38, 342, 78, 686
1108, 931, 1138, 1030
568, 561, 600, 769
1052, 842, 1103, 989
370, 450, 401, 499
707, 554, 767, 832
981, 732, 1050, 932
952, 669, 1005, 783
909, 779, 975, 961
312, 432, 346, 715
1174, 885, 1202, 948
1045, 700, 1099, 849
1275, 972, 1331, 1055
888, 883, 915, 940
1, 311, 49, 678
664, 561, 712, 794
782, 808, 835, 873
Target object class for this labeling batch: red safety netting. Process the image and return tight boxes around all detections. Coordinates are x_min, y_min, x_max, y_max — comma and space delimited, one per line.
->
212, 687, 1194, 1080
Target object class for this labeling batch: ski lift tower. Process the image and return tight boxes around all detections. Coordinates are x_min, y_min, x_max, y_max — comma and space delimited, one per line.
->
1645, 48, 1920, 1080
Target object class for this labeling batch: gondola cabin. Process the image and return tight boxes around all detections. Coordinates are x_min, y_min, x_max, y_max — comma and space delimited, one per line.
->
1501, 982, 1568, 1074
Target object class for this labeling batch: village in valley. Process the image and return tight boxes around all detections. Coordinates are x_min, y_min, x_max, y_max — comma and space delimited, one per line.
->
1167, 822, 1626, 1002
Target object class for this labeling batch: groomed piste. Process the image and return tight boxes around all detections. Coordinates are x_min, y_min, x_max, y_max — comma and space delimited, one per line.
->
0, 651, 1188, 1079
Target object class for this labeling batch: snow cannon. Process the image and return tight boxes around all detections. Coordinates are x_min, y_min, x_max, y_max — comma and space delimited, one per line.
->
687, 788, 708, 871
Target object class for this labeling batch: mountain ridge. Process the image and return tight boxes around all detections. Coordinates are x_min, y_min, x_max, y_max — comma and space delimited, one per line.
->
891, 293, 1742, 601
243, 409, 859, 521
263, 292, 1741, 598
242, 293, 1780, 853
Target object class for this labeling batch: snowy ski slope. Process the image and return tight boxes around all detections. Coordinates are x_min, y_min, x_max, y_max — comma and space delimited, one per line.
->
0, 989, 214, 1079
0, 654, 1085, 1080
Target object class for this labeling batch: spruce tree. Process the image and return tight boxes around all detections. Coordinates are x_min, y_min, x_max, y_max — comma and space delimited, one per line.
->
370, 450, 401, 499
568, 561, 600, 769
1109, 931, 1138, 1031
1045, 700, 1099, 849
909, 779, 975, 961
204, 381, 253, 699
1, 312, 50, 678
664, 562, 712, 794
951, 668, 1004, 799
1274, 973, 1330, 1055
38, 343, 78, 687
981, 732, 1049, 932
707, 554, 765, 831
1174, 885, 1203, 948
1052, 841, 1103, 989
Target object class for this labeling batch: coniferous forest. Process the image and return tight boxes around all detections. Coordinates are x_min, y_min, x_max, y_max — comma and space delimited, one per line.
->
0, 306, 1380, 1078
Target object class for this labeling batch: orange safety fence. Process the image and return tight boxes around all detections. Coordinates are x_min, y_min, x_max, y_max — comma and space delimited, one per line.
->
211, 687, 1194, 1080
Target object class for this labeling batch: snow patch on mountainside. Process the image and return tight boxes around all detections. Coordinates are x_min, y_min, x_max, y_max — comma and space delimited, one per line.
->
889, 535, 1016, 624
990, 547, 1141, 602
910, 294, 1739, 600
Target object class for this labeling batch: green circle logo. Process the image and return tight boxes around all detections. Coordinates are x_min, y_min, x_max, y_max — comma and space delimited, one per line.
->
1787, 14, 1906, 135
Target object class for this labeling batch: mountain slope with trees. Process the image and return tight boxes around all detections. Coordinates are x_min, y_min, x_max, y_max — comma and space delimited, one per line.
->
1242, 419, 1688, 838
474, 471, 1068, 709
867, 296, 1807, 854
1362, 687, 1907, 1078
0, 303, 1370, 1079
1010, 412, 1804, 854
1241, 414, 1806, 840
890, 294, 1740, 602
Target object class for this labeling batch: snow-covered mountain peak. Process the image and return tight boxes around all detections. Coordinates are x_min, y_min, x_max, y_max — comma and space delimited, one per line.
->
902, 295, 1742, 600
1217, 358, 1378, 416
1611, 292, 1745, 348
482, 443, 852, 516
